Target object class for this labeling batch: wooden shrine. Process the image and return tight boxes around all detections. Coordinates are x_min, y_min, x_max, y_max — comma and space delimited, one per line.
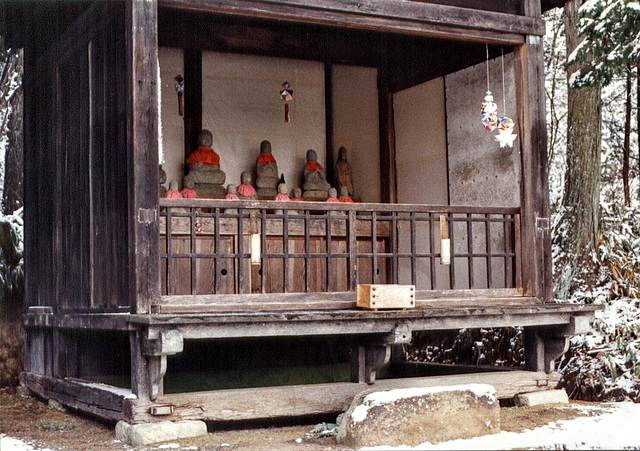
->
2, 0, 599, 425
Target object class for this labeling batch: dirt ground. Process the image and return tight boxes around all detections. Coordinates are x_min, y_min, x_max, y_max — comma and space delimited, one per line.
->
0, 387, 602, 450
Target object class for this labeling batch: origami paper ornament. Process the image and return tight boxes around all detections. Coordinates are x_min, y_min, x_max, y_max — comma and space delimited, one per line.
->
495, 127, 517, 148
174, 74, 184, 116
280, 81, 293, 123
481, 91, 498, 132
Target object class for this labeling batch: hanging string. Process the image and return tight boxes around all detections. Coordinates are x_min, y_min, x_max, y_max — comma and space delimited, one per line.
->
501, 46, 506, 114
486, 43, 490, 93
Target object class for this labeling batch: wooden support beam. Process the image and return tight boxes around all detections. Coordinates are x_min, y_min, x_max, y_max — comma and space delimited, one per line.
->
515, 36, 552, 301
20, 372, 128, 422
160, 0, 542, 44
124, 370, 561, 423
183, 48, 202, 161
126, 0, 161, 314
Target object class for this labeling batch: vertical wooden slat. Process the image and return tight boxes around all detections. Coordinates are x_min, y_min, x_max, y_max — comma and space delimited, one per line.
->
391, 212, 398, 284
326, 210, 332, 291
371, 211, 378, 283
305, 209, 311, 292
283, 209, 290, 293
261, 208, 267, 294
504, 214, 512, 288
485, 214, 492, 288
348, 210, 357, 292
237, 208, 244, 294
427, 213, 435, 289
413, 213, 420, 287
190, 207, 197, 294
125, 0, 160, 313
448, 213, 456, 289
467, 213, 474, 289
515, 212, 523, 290
166, 208, 173, 294
214, 207, 221, 294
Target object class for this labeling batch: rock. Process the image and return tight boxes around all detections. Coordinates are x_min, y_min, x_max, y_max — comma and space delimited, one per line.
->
115, 420, 207, 446
48, 399, 68, 413
336, 384, 499, 448
514, 389, 569, 407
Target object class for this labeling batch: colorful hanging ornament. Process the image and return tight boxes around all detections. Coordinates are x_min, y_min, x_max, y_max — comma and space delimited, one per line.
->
481, 91, 498, 131
495, 46, 517, 148
480, 44, 498, 132
280, 81, 293, 123
174, 74, 184, 117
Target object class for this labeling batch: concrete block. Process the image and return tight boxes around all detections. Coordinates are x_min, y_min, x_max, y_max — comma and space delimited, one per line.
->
514, 389, 569, 407
337, 384, 499, 448
115, 420, 207, 446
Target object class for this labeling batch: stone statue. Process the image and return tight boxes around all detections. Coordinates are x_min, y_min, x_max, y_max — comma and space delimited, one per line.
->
291, 188, 303, 201
335, 146, 354, 197
302, 149, 330, 200
326, 187, 340, 203
255, 140, 279, 198
165, 180, 182, 199
159, 165, 167, 197
275, 183, 290, 202
338, 186, 354, 203
225, 184, 240, 200
181, 177, 197, 199
183, 129, 226, 197
238, 171, 257, 200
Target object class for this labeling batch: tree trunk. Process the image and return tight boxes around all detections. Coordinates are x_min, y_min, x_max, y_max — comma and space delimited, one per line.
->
555, 0, 603, 300
0, 47, 22, 215
623, 67, 631, 206
637, 64, 640, 202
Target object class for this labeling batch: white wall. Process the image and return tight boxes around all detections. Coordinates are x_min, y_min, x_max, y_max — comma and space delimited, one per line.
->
201, 51, 326, 191
331, 65, 381, 203
159, 47, 185, 188
394, 77, 449, 205
393, 77, 450, 289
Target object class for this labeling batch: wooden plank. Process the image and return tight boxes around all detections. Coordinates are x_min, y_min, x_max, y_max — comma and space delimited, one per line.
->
514, 36, 551, 301
124, 370, 560, 423
126, 0, 161, 313
160, 0, 540, 43
21, 372, 127, 422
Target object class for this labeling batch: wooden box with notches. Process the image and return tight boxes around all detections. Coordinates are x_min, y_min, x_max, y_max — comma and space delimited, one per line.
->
356, 284, 416, 310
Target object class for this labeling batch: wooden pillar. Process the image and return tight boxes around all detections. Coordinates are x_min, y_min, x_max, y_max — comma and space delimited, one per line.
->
125, 0, 161, 314
324, 62, 335, 183
378, 40, 397, 204
183, 49, 202, 160
514, 1, 552, 302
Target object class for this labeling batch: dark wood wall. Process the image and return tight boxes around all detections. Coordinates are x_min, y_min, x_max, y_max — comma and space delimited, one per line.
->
23, 1, 130, 312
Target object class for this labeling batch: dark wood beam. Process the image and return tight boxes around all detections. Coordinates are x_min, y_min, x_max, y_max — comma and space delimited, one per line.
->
183, 49, 202, 161
160, 0, 540, 44
125, 0, 161, 314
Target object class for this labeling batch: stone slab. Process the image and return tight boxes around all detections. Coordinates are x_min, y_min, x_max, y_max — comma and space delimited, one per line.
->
337, 383, 499, 448
115, 420, 207, 446
514, 389, 569, 407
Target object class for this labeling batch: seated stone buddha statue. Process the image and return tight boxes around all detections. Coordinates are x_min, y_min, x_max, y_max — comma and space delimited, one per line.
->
183, 129, 226, 197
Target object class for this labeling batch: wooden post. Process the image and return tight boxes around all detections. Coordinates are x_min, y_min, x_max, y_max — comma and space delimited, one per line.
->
378, 38, 397, 204
184, 49, 202, 161
514, 2, 551, 302
125, 0, 161, 314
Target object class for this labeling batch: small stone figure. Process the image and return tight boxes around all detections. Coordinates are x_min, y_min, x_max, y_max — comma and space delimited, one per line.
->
255, 140, 279, 198
183, 129, 226, 197
338, 186, 354, 203
275, 183, 291, 202
238, 171, 257, 200
159, 165, 168, 197
225, 184, 240, 200
165, 180, 182, 199
181, 178, 197, 199
326, 187, 340, 203
335, 146, 354, 197
291, 188, 303, 202
302, 149, 330, 200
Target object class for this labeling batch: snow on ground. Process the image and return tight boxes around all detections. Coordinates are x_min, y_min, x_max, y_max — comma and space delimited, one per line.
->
363, 401, 640, 450
0, 436, 53, 451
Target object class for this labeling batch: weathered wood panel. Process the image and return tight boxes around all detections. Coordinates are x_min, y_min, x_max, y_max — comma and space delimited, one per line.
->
160, 0, 542, 44
21, 372, 127, 422
124, 370, 560, 423
126, 0, 161, 313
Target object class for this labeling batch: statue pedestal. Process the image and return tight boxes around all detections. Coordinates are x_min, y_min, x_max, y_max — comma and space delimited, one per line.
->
303, 190, 328, 201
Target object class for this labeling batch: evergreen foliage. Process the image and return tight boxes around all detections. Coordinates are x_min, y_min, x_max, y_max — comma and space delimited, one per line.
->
569, 0, 640, 87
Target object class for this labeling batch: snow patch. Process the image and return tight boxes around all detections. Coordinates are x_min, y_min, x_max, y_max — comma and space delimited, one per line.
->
351, 384, 495, 424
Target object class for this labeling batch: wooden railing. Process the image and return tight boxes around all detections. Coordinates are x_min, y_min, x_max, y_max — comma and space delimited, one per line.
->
158, 199, 520, 296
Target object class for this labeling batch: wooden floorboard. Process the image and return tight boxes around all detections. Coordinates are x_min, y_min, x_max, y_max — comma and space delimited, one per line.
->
124, 370, 560, 423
